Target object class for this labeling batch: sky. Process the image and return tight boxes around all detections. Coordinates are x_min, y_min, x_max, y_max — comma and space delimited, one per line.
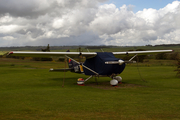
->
106, 0, 177, 12
0, 0, 180, 47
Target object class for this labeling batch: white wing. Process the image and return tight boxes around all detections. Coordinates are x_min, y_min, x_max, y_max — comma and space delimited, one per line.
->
113, 50, 173, 55
8, 51, 97, 58
8, 50, 173, 58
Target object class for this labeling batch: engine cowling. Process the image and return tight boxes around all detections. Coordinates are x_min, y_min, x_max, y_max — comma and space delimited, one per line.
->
105, 60, 136, 65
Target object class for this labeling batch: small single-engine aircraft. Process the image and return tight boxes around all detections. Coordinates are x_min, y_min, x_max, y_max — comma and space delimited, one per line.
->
8, 49, 173, 86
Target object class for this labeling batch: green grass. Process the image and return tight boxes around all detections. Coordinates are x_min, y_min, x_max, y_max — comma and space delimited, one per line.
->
0, 51, 8, 55
0, 58, 180, 120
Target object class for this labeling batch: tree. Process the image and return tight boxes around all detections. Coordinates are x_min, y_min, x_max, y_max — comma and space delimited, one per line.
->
155, 53, 167, 60
122, 49, 147, 63
135, 49, 147, 63
170, 52, 179, 60
175, 53, 180, 77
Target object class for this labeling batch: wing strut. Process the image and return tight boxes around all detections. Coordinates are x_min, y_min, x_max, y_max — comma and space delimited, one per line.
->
129, 54, 138, 61
84, 75, 93, 82
65, 55, 99, 75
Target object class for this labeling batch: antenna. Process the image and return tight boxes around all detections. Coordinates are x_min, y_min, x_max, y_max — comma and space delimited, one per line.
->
136, 55, 146, 82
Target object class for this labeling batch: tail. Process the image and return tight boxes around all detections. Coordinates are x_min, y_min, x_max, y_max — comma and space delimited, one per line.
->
50, 50, 83, 73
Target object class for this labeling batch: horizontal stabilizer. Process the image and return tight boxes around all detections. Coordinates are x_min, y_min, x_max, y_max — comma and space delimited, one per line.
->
49, 68, 72, 72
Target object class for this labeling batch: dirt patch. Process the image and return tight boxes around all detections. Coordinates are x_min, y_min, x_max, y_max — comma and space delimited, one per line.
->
84, 81, 146, 90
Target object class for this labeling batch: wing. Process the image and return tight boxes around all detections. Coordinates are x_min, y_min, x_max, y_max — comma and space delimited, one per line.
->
113, 50, 173, 55
8, 50, 173, 58
8, 51, 97, 58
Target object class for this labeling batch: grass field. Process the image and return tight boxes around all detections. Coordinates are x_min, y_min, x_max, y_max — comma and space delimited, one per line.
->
0, 51, 8, 56
0, 58, 180, 120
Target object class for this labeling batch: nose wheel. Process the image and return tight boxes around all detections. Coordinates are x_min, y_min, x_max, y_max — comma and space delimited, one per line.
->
110, 76, 122, 86
110, 79, 118, 86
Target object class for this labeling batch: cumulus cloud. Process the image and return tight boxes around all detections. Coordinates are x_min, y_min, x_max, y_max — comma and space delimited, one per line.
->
0, 0, 180, 46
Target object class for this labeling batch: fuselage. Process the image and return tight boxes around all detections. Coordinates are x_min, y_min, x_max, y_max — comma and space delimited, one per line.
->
83, 52, 126, 75
67, 52, 126, 76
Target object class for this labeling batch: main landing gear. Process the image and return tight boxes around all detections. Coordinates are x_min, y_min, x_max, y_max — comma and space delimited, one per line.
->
77, 76, 122, 86
110, 76, 122, 86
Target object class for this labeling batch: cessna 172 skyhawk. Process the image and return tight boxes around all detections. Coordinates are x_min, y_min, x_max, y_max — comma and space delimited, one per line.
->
8, 49, 172, 86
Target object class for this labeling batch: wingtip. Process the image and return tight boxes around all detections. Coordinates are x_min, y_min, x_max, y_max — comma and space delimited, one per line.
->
8, 51, 13, 55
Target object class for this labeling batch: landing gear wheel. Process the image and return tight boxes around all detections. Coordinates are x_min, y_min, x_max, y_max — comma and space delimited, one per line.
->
110, 79, 118, 86
77, 78, 85, 86
114, 76, 122, 84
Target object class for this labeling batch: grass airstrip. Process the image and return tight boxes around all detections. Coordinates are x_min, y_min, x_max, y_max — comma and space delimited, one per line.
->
0, 58, 180, 120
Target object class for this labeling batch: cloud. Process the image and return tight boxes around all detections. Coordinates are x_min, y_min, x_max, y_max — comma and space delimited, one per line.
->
2, 36, 16, 40
0, 0, 180, 46
0, 0, 61, 18
94, 1, 180, 46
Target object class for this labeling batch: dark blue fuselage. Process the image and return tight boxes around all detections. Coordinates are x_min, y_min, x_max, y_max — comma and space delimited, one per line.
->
83, 52, 126, 75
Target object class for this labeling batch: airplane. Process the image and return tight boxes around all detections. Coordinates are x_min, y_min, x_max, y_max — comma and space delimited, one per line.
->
8, 49, 173, 86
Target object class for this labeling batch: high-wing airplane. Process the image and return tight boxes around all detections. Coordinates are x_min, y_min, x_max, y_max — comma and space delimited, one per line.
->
8, 49, 173, 86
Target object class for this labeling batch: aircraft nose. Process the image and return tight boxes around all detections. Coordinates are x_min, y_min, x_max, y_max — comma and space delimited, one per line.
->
105, 60, 125, 65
